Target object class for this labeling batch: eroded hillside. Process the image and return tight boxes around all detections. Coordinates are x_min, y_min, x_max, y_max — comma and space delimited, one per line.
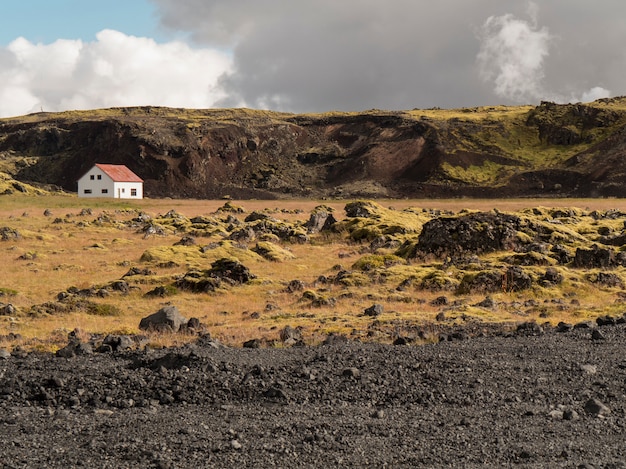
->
1, 99, 626, 198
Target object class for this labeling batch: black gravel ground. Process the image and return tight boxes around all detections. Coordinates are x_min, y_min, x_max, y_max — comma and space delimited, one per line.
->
2, 324, 626, 468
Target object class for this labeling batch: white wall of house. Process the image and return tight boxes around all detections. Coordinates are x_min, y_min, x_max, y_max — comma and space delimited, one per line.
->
77, 166, 143, 199
113, 181, 143, 199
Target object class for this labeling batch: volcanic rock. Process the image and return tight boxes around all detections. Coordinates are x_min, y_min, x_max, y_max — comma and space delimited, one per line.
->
139, 305, 188, 332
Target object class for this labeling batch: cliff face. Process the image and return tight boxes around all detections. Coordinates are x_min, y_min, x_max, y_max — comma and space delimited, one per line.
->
1, 99, 626, 199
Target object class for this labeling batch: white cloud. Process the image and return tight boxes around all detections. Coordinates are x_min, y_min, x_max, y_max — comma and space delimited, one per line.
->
0, 30, 232, 117
477, 3, 611, 104
477, 8, 552, 102
580, 86, 611, 103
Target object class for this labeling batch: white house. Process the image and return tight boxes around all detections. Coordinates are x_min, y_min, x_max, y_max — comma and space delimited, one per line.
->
77, 164, 143, 199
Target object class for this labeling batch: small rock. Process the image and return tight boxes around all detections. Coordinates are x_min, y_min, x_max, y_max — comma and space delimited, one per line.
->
548, 410, 564, 420
596, 315, 617, 326
584, 398, 611, 417
430, 296, 448, 306
556, 322, 573, 333
580, 364, 597, 375
518, 450, 532, 460
475, 296, 495, 308
0, 349, 10, 359
372, 409, 385, 419
243, 338, 261, 348
516, 321, 543, 335
591, 329, 606, 341
563, 409, 580, 421
342, 367, 360, 379
264, 387, 288, 400
573, 321, 594, 329
55, 342, 77, 358
230, 440, 242, 450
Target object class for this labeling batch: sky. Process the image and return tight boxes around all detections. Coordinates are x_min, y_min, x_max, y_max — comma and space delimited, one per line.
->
0, 0, 623, 117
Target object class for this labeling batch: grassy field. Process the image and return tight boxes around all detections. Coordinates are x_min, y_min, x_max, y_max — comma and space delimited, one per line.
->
2, 194, 626, 352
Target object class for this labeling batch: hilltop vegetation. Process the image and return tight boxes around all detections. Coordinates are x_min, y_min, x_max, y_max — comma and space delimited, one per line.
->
1, 98, 626, 198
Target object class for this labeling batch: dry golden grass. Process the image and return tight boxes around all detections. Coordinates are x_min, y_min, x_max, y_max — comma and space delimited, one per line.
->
2, 194, 626, 351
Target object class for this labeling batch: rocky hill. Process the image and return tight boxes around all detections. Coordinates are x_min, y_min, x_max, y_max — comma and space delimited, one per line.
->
2, 98, 626, 198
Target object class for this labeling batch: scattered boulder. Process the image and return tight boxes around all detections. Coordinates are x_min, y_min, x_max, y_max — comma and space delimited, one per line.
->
591, 329, 606, 341
99, 335, 135, 352
139, 305, 188, 332
503, 266, 532, 292
173, 236, 196, 246
475, 296, 495, 309
305, 206, 337, 233
573, 245, 614, 268
550, 244, 572, 264
342, 367, 361, 379
430, 296, 448, 306
322, 333, 349, 346
0, 303, 16, 316
364, 304, 384, 317
209, 258, 256, 284
123, 267, 156, 277
345, 201, 379, 218
457, 270, 503, 294
596, 315, 617, 326
540, 267, 563, 286
286, 279, 305, 293
176, 259, 255, 293
279, 326, 303, 346
556, 322, 573, 333
244, 211, 274, 223
55, 340, 93, 358
0, 227, 20, 241
516, 321, 544, 336
145, 285, 178, 297
252, 241, 295, 262
591, 272, 624, 288
393, 336, 409, 345
243, 338, 262, 348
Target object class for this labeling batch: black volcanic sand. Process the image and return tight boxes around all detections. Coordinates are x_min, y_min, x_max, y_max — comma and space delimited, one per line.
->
2, 325, 626, 468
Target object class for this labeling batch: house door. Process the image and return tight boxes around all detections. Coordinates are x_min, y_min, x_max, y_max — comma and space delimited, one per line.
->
117, 188, 121, 198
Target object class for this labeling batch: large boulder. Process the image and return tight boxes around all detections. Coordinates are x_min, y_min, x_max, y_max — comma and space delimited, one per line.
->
305, 206, 337, 233
139, 305, 188, 332
415, 212, 525, 258
573, 245, 614, 268
209, 258, 256, 284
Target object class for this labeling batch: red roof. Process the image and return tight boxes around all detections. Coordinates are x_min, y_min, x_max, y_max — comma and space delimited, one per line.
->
95, 164, 143, 182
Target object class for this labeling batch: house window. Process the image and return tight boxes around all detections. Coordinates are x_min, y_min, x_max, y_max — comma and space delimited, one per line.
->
84, 189, 92, 194
97, 175, 102, 180
121, 188, 125, 193
90, 175, 94, 180
131, 188, 137, 196
101, 189, 108, 194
